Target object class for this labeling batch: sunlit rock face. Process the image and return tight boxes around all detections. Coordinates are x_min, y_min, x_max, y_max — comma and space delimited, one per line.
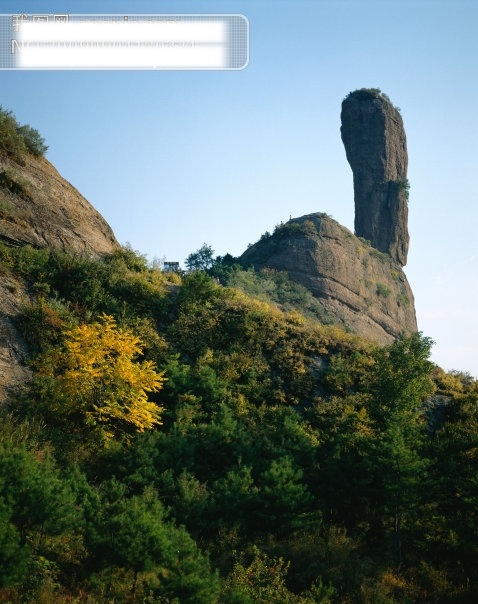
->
240, 213, 417, 345
0, 153, 119, 254
0, 151, 120, 403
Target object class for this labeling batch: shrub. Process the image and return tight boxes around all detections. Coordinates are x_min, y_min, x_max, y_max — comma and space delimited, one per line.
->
273, 220, 317, 238
0, 195, 13, 215
0, 107, 27, 163
345, 88, 382, 101
370, 248, 390, 261
376, 283, 391, 297
0, 169, 30, 198
344, 88, 396, 107
395, 178, 410, 202
0, 106, 48, 162
15, 124, 48, 157
185, 243, 215, 272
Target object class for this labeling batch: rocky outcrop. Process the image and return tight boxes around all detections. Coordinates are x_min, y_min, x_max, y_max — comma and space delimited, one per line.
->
240, 213, 417, 345
0, 149, 120, 403
0, 153, 119, 254
341, 89, 409, 266
0, 271, 32, 404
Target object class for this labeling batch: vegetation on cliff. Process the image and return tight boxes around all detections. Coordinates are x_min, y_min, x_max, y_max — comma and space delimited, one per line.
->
0, 242, 477, 603
239, 213, 417, 344
0, 107, 48, 162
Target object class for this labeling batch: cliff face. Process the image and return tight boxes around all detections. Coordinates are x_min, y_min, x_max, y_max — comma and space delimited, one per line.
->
341, 89, 409, 266
0, 151, 120, 403
0, 153, 119, 254
0, 271, 31, 405
240, 214, 417, 345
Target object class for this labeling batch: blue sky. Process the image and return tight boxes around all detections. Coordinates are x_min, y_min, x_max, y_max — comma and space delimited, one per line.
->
1, 0, 478, 376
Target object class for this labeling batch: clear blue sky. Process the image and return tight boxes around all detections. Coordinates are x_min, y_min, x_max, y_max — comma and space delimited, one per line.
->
2, 0, 478, 377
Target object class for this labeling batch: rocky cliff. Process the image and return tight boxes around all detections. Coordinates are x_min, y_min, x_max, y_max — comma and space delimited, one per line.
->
240, 214, 417, 345
0, 147, 120, 403
0, 271, 31, 405
239, 89, 416, 344
0, 153, 119, 253
341, 88, 409, 266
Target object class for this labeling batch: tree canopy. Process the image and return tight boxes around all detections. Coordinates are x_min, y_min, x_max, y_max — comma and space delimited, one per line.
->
34, 314, 165, 443
0, 243, 477, 602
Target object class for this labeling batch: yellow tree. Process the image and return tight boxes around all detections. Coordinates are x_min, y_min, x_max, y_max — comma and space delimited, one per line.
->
36, 314, 165, 441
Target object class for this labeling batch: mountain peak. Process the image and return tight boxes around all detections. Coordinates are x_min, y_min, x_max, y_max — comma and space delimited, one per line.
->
341, 88, 409, 266
240, 213, 416, 344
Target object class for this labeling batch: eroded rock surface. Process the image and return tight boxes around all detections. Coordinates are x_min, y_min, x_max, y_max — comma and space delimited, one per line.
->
0, 271, 32, 404
341, 89, 409, 266
0, 153, 119, 254
240, 213, 417, 345
0, 151, 120, 403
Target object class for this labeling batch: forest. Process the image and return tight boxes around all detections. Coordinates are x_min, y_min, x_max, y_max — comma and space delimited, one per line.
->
0, 241, 477, 603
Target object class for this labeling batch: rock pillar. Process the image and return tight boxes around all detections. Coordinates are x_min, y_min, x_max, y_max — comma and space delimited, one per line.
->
341, 89, 409, 266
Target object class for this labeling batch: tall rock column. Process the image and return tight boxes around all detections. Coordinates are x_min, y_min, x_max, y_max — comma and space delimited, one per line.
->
341, 89, 409, 266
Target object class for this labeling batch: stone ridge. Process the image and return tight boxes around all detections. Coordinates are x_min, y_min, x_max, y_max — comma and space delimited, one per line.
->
240, 213, 417, 345
341, 89, 409, 266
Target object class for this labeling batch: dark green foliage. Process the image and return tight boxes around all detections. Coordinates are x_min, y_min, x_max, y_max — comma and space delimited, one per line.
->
4, 245, 172, 333
395, 178, 411, 201
376, 282, 391, 297
345, 88, 391, 103
0, 420, 79, 595
16, 297, 77, 355
2, 241, 477, 602
0, 106, 48, 162
219, 266, 338, 325
83, 481, 220, 602
209, 253, 241, 283
15, 124, 49, 157
0, 107, 27, 163
423, 392, 478, 590
0, 500, 30, 588
186, 242, 215, 271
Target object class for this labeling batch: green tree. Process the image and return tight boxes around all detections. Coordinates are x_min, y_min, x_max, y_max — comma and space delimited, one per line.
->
0, 106, 48, 161
0, 500, 29, 588
365, 333, 435, 568
0, 106, 27, 162
84, 481, 220, 602
0, 446, 76, 547
426, 392, 478, 592
185, 243, 215, 272
16, 124, 48, 156
0, 439, 78, 593
256, 456, 313, 534
311, 334, 435, 570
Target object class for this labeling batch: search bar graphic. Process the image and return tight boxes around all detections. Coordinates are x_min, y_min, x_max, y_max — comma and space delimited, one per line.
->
18, 21, 226, 44
5, 15, 248, 70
